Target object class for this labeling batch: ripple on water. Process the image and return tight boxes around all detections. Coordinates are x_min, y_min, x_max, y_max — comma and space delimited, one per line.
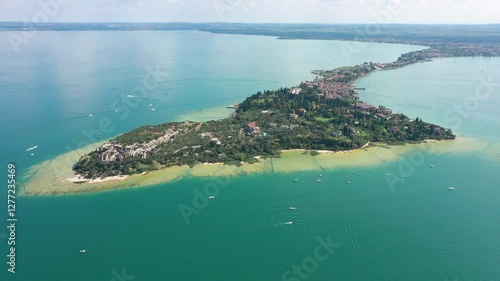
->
485, 143, 500, 163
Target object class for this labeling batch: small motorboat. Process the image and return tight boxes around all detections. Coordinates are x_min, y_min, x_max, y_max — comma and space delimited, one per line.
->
289, 207, 297, 210
430, 165, 434, 168
79, 250, 86, 253
294, 178, 298, 182
319, 174, 322, 177
285, 222, 293, 225
448, 187, 455, 191
208, 196, 215, 199
358, 172, 362, 175
316, 179, 322, 183
347, 181, 351, 184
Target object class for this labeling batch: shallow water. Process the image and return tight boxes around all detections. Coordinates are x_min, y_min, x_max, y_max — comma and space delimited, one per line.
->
1, 32, 499, 281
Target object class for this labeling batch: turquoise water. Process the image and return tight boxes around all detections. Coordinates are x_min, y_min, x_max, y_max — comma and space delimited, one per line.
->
1, 31, 499, 281
357, 57, 500, 140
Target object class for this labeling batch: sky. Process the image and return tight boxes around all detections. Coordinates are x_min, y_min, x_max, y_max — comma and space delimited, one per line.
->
0, 0, 498, 24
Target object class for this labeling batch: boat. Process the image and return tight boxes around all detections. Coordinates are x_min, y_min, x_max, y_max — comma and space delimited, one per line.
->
347, 181, 351, 184
430, 165, 434, 168
147, 104, 153, 107
285, 222, 293, 225
89, 114, 93, 117
30, 153, 34, 156
79, 250, 86, 253
289, 207, 297, 210
358, 172, 362, 175
151, 108, 156, 111
208, 196, 215, 199
294, 178, 298, 182
316, 179, 322, 183
385, 173, 389, 176
399, 175, 403, 178
448, 187, 455, 190
319, 174, 322, 177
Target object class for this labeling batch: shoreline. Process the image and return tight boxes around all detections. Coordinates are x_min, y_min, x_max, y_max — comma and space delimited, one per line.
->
20, 49, 496, 196
20, 136, 491, 196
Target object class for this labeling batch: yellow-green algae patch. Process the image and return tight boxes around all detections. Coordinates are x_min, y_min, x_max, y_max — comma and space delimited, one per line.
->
21, 137, 493, 196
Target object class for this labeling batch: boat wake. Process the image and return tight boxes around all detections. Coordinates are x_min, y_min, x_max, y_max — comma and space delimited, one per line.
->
26, 145, 38, 152
274, 222, 293, 226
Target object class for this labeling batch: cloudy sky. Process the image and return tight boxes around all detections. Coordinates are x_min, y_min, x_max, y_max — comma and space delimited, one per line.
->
0, 0, 498, 24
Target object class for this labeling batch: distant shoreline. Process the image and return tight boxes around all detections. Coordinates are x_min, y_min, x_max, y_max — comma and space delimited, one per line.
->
19, 29, 500, 195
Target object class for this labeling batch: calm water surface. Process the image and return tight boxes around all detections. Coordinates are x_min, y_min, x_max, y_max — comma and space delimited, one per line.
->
0, 31, 499, 281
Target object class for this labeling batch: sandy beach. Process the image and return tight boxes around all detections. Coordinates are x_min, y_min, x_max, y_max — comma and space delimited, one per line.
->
20, 136, 492, 196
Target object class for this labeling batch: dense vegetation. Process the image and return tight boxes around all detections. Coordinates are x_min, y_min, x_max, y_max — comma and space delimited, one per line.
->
74, 85, 455, 179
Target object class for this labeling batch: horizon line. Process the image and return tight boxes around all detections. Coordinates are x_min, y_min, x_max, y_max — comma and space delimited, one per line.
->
0, 21, 499, 26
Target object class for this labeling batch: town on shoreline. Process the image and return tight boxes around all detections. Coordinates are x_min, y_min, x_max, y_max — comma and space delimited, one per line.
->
71, 49, 457, 181
13, 23, 500, 193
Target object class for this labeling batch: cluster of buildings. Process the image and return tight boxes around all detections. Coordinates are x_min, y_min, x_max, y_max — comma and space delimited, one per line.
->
301, 79, 351, 99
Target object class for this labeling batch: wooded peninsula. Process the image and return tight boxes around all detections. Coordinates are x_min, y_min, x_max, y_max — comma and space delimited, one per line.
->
74, 55, 456, 179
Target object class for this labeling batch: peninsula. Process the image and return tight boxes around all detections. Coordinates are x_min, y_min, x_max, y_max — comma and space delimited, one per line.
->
73, 55, 455, 180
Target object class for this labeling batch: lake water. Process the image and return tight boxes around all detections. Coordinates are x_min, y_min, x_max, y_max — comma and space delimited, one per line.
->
0, 31, 499, 281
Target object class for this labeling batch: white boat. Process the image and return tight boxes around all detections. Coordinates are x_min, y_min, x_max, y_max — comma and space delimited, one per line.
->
289, 207, 297, 210
358, 172, 362, 175
30, 153, 34, 156
316, 179, 321, 182
385, 173, 389, 176
151, 108, 156, 111
285, 222, 293, 225
430, 165, 434, 168
208, 196, 215, 199
448, 187, 455, 190
294, 178, 298, 182
89, 114, 93, 117
319, 174, 322, 177
399, 175, 403, 178
79, 250, 86, 253
347, 181, 351, 184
